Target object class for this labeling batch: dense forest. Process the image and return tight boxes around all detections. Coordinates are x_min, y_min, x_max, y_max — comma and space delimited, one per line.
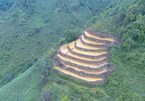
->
0, 0, 145, 101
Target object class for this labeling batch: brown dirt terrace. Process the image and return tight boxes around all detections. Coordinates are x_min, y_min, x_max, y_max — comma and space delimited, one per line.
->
54, 29, 117, 84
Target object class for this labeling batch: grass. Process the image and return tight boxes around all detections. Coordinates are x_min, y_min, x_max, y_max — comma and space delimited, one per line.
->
0, 58, 47, 101
0, 0, 145, 101
39, 46, 145, 101
103, 47, 145, 100
0, 0, 113, 87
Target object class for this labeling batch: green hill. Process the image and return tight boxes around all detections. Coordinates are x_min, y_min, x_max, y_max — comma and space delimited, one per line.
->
0, 0, 145, 101
0, 0, 115, 87
0, 58, 47, 101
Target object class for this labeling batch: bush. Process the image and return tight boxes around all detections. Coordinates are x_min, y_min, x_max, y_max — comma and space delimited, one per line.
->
61, 94, 70, 101
62, 29, 80, 43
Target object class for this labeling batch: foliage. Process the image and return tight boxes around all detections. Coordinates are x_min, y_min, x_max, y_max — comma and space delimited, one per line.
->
0, 0, 145, 101
87, 0, 145, 100
61, 93, 70, 101
0, 58, 47, 101
61, 29, 81, 44
0, 0, 114, 87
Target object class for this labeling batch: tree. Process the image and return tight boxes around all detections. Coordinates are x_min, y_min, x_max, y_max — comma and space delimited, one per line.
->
121, 33, 135, 51
63, 29, 80, 43
61, 94, 70, 101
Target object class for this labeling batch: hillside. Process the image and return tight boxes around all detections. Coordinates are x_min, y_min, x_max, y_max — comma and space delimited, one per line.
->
88, 0, 145, 100
54, 29, 117, 84
0, 0, 145, 101
0, 58, 47, 101
0, 0, 115, 87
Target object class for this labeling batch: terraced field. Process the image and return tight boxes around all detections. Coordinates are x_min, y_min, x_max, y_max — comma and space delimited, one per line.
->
54, 29, 117, 83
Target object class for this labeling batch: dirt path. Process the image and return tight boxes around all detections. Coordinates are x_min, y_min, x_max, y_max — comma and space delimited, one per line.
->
60, 47, 107, 61
84, 31, 115, 42
54, 66, 103, 82
76, 39, 105, 50
57, 54, 108, 68
81, 35, 105, 45
65, 64, 108, 74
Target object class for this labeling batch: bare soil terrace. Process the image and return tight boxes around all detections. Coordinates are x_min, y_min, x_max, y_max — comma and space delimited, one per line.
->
54, 29, 117, 83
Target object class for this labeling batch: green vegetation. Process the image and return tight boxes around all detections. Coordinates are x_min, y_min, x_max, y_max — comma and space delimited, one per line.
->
0, 58, 47, 101
0, 0, 145, 101
0, 0, 114, 87
88, 0, 145, 100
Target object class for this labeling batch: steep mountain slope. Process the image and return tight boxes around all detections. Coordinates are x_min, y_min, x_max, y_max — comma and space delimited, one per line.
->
87, 0, 145, 100
0, 58, 47, 101
0, 0, 145, 101
0, 0, 116, 87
